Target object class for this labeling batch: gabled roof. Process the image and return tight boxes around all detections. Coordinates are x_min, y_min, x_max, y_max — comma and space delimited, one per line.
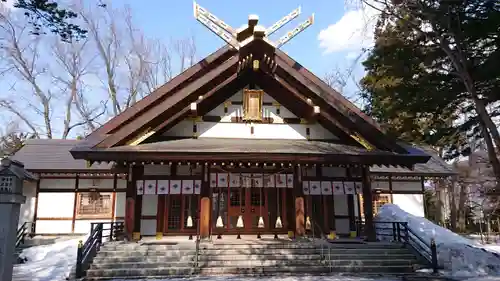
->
73, 40, 407, 154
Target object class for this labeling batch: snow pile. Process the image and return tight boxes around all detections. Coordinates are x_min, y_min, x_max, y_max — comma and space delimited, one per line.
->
374, 204, 500, 278
13, 237, 84, 281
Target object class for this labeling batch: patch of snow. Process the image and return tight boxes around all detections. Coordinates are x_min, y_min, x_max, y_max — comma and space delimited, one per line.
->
13, 237, 85, 281
375, 204, 500, 278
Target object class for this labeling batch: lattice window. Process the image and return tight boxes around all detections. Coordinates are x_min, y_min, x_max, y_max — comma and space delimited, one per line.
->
76, 192, 112, 218
230, 188, 245, 207
243, 89, 263, 121
250, 188, 265, 206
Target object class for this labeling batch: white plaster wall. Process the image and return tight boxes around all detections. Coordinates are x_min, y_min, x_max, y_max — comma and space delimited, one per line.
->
18, 181, 36, 226
74, 219, 110, 234
164, 90, 338, 140
392, 181, 422, 192
141, 195, 157, 235
141, 195, 158, 216
79, 178, 113, 189
336, 218, 350, 234
140, 219, 157, 236
354, 196, 359, 217
36, 220, 72, 234
144, 165, 171, 176
117, 179, 127, 190
40, 178, 75, 190
372, 180, 390, 191
333, 195, 348, 216
392, 194, 425, 217
115, 192, 126, 218
37, 192, 74, 218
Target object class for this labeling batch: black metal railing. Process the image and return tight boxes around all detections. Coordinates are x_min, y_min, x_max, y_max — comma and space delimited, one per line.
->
16, 221, 35, 248
75, 221, 124, 278
370, 221, 439, 273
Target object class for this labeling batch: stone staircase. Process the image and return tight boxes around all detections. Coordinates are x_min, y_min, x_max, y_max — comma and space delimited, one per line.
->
83, 238, 425, 280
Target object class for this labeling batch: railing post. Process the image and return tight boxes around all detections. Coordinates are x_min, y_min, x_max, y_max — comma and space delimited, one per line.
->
90, 223, 95, 234
98, 224, 103, 245
392, 222, 397, 241
430, 238, 438, 274
396, 223, 401, 242
403, 222, 409, 243
76, 240, 83, 278
110, 222, 115, 241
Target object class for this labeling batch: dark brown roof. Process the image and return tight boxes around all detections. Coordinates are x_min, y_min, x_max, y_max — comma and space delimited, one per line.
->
12, 139, 113, 172
13, 139, 454, 176
74, 138, 430, 167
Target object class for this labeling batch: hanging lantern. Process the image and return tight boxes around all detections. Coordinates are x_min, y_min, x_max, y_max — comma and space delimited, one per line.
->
236, 215, 244, 228
216, 216, 224, 228
275, 216, 283, 229
305, 216, 311, 230
186, 215, 193, 227
258, 216, 265, 228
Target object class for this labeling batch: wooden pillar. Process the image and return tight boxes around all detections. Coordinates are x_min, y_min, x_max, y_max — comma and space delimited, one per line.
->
33, 178, 40, 233
125, 165, 143, 241
362, 166, 376, 241
71, 174, 79, 233
199, 164, 211, 239
294, 165, 305, 237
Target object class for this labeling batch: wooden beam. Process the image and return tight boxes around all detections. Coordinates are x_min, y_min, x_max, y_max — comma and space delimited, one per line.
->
275, 49, 381, 130
273, 55, 407, 154
150, 72, 244, 138
96, 56, 240, 148
71, 174, 79, 233
90, 46, 236, 137
256, 72, 361, 147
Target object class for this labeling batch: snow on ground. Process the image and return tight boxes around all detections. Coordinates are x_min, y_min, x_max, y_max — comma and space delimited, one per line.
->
12, 237, 84, 281
375, 204, 500, 279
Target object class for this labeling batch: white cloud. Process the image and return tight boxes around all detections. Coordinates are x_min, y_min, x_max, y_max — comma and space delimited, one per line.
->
318, 2, 380, 54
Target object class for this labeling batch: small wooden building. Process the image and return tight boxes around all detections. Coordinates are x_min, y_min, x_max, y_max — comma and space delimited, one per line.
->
12, 12, 455, 240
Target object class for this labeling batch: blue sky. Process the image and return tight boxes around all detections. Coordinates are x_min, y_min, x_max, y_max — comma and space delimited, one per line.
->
0, 0, 378, 137
117, 0, 376, 89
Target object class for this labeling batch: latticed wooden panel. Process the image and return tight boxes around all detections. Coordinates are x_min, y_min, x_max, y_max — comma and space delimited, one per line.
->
77, 192, 112, 217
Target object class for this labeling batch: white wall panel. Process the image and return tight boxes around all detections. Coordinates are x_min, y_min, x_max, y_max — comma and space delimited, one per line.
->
164, 90, 338, 140
140, 219, 157, 236
335, 218, 350, 234
74, 219, 110, 235
40, 178, 75, 190
115, 192, 126, 218
36, 220, 72, 234
393, 194, 425, 217
141, 195, 158, 216
392, 181, 422, 192
334, 195, 348, 216
372, 180, 390, 191
144, 165, 171, 176
79, 178, 113, 189
117, 179, 127, 190
37, 192, 74, 217
19, 181, 37, 226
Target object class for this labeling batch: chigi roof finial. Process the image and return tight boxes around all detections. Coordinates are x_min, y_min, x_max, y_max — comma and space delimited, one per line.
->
193, 1, 314, 50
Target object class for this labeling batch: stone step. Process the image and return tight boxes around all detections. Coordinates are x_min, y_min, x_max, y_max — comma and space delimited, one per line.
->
90, 258, 418, 270
86, 264, 414, 278
92, 253, 417, 264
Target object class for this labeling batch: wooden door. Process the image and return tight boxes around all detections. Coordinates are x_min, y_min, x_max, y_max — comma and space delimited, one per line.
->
247, 187, 268, 231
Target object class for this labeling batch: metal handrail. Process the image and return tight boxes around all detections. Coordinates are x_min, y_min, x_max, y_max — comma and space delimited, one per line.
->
372, 221, 439, 273
76, 221, 125, 278
309, 218, 333, 272
15, 221, 35, 248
